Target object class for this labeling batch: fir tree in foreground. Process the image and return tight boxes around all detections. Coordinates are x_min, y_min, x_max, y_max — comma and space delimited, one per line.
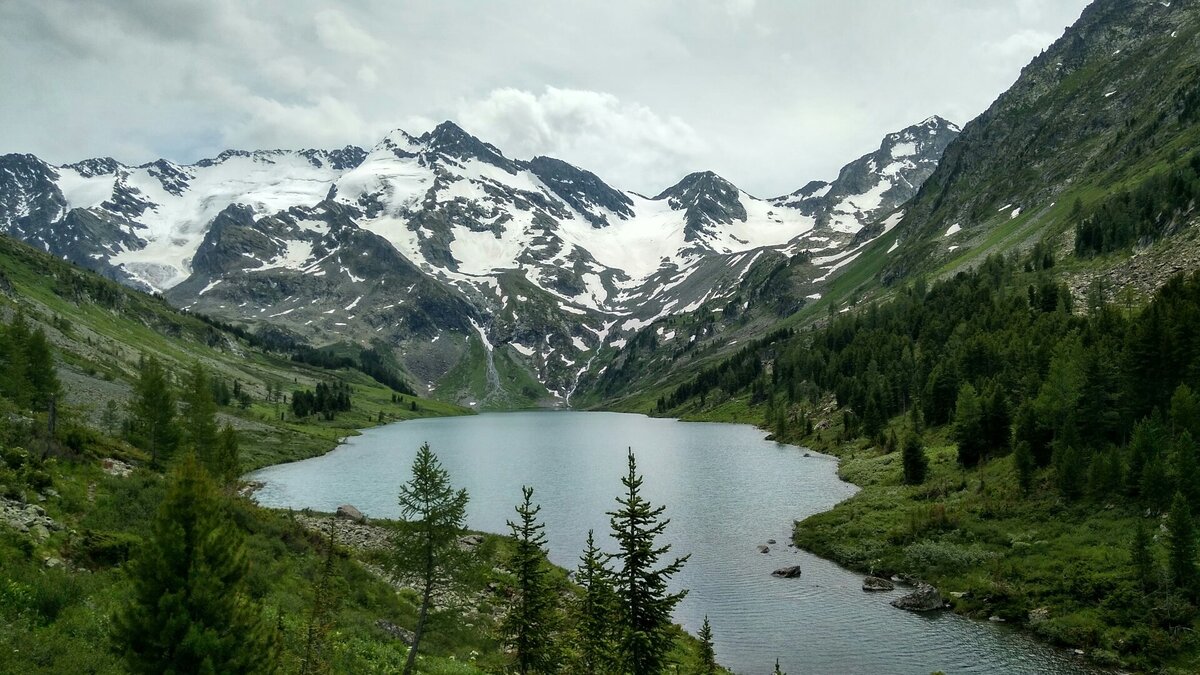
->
391, 443, 470, 675
608, 448, 690, 675
502, 485, 562, 674
112, 453, 278, 673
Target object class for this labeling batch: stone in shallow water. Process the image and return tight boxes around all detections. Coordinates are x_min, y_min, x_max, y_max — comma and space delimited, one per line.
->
771, 565, 803, 578
862, 576, 895, 592
890, 583, 945, 612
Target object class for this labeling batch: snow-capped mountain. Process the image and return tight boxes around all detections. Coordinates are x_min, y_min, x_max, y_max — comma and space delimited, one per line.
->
0, 117, 957, 406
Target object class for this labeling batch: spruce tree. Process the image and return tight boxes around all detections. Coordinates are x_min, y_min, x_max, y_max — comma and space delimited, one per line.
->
576, 529, 617, 675
113, 453, 278, 673
391, 443, 470, 675
901, 429, 928, 485
608, 448, 690, 675
697, 615, 717, 675
1167, 491, 1197, 599
130, 355, 180, 467
502, 486, 561, 674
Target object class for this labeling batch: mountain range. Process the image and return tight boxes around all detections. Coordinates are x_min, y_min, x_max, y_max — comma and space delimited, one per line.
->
0, 115, 959, 406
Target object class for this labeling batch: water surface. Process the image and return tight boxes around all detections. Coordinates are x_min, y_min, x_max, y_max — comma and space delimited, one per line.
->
251, 411, 1097, 674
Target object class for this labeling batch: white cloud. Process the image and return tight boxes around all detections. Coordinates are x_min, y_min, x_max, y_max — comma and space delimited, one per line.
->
313, 8, 384, 58
456, 87, 709, 192
986, 28, 1058, 61
724, 0, 757, 18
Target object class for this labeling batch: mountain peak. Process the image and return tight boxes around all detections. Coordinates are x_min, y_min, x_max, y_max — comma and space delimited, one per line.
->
63, 157, 122, 177
419, 120, 517, 172
525, 155, 634, 227
654, 171, 737, 201
917, 115, 959, 132
654, 171, 746, 240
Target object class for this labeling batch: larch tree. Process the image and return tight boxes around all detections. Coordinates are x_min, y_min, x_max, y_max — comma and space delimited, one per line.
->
391, 443, 470, 675
953, 383, 985, 467
607, 448, 690, 675
901, 429, 928, 485
130, 355, 180, 467
1167, 491, 1197, 599
112, 453, 279, 673
182, 362, 219, 461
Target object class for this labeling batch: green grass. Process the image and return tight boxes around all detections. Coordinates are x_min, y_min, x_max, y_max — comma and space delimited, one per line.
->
790, 428, 1200, 673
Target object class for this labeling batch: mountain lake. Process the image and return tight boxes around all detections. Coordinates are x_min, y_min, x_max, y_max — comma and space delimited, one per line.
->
249, 411, 1101, 674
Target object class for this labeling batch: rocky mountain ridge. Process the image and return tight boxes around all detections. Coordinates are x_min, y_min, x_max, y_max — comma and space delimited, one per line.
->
0, 117, 959, 406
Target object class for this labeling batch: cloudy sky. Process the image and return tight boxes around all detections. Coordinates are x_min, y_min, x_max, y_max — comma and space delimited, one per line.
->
1, 0, 1091, 197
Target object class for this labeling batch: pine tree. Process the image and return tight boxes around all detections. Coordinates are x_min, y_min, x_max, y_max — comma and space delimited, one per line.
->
502, 486, 561, 674
608, 448, 690, 675
901, 429, 928, 485
183, 362, 219, 468
1167, 491, 1197, 599
113, 453, 279, 673
697, 615, 717, 675
391, 443, 470, 675
130, 355, 180, 467
774, 657, 787, 675
576, 529, 617, 675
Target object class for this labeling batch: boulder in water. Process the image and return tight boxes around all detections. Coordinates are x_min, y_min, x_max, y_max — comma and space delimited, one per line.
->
771, 565, 803, 579
862, 576, 895, 592
890, 583, 945, 611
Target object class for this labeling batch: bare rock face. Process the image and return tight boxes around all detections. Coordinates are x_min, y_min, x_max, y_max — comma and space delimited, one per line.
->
336, 504, 366, 523
862, 576, 895, 592
771, 565, 803, 579
890, 583, 945, 611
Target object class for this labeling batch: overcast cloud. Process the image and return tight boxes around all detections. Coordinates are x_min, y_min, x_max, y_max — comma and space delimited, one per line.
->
0, 0, 1091, 196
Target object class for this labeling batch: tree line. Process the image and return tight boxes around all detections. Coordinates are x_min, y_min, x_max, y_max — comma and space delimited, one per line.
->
290, 381, 352, 420
1074, 148, 1200, 257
